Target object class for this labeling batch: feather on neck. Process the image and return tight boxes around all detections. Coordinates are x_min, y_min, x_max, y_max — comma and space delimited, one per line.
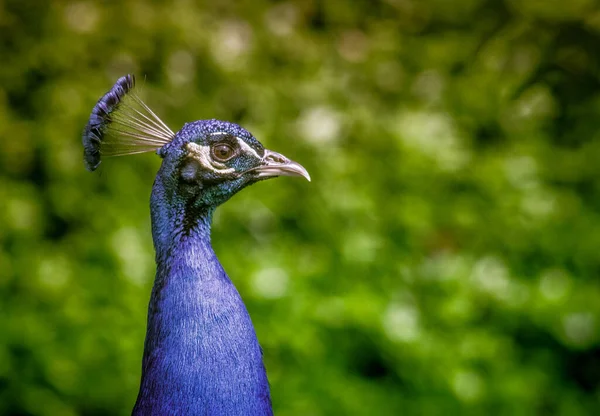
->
132, 175, 272, 415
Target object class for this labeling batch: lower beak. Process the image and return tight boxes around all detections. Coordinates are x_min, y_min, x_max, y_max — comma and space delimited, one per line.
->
253, 150, 311, 181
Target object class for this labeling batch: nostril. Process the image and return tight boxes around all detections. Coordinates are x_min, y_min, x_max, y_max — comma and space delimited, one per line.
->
266, 153, 286, 164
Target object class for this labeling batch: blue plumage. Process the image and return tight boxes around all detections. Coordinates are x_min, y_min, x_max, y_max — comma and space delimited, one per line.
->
134, 208, 272, 415
83, 75, 309, 415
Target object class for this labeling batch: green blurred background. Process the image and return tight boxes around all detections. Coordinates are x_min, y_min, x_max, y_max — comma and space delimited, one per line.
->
1, 0, 600, 414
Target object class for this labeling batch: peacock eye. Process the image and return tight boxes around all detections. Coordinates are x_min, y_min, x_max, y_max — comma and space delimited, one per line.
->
212, 144, 235, 161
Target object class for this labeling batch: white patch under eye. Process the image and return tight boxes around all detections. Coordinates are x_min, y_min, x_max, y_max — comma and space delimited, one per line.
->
186, 142, 236, 174
235, 137, 261, 159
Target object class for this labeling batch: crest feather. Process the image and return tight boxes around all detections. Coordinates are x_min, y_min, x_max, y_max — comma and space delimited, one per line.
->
82, 74, 175, 171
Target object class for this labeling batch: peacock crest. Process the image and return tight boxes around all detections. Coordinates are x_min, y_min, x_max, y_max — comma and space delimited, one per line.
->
82, 74, 175, 171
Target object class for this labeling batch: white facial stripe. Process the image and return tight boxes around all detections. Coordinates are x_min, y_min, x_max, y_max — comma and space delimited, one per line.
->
186, 142, 236, 174
235, 137, 261, 159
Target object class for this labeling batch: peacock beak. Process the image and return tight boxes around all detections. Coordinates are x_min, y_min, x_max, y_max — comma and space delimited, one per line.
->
253, 149, 311, 182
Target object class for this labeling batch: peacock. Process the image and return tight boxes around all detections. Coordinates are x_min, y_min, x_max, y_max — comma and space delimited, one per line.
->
82, 75, 309, 415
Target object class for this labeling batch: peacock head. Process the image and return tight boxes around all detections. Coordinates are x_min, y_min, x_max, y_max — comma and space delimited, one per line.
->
82, 75, 309, 208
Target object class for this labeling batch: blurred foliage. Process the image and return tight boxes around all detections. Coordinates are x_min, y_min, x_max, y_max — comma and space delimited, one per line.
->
1, 0, 600, 414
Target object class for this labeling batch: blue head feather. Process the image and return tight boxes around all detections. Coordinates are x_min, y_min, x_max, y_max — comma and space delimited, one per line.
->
159, 119, 264, 157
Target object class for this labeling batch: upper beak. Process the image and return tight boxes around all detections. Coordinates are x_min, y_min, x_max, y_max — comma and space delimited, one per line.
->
252, 149, 311, 182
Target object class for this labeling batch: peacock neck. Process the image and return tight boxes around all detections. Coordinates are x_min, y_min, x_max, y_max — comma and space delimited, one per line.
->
133, 177, 272, 415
